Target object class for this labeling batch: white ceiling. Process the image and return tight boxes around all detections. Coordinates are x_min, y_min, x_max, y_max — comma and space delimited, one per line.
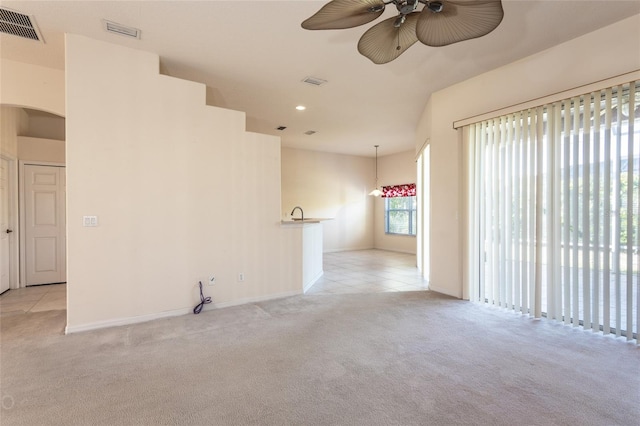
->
2, 0, 639, 157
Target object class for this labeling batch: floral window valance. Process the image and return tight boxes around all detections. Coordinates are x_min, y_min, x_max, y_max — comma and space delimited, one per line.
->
382, 183, 416, 198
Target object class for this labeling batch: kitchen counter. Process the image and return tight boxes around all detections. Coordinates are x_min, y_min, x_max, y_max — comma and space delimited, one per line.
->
280, 220, 326, 292
280, 218, 333, 224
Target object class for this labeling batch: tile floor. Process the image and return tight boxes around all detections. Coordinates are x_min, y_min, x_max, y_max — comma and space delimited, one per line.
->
0, 283, 66, 316
306, 249, 428, 295
0, 249, 424, 316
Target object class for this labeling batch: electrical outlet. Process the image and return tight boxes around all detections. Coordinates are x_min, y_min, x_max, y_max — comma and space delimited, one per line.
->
208, 275, 215, 286
238, 273, 245, 282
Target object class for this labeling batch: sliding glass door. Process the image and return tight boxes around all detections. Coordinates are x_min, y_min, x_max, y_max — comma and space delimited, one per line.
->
466, 81, 639, 343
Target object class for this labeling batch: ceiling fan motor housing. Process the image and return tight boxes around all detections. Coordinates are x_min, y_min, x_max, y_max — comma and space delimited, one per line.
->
397, 0, 420, 15
427, 1, 444, 13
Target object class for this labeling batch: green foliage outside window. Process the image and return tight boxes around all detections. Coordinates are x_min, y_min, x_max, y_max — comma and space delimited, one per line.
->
385, 196, 417, 235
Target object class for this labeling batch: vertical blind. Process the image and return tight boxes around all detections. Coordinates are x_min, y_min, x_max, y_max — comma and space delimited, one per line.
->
467, 80, 639, 343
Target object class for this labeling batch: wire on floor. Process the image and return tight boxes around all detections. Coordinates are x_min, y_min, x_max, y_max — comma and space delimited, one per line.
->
193, 281, 212, 314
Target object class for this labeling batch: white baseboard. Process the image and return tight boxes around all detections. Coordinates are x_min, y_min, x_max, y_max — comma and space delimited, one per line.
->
65, 290, 304, 334
323, 247, 416, 255
65, 307, 192, 334
303, 270, 323, 293
323, 246, 374, 253
209, 290, 302, 310
427, 284, 461, 299
379, 248, 417, 255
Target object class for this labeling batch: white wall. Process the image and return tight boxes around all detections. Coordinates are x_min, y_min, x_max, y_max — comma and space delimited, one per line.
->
281, 148, 374, 252
65, 34, 301, 331
374, 150, 417, 254
0, 107, 28, 157
0, 107, 26, 291
417, 15, 640, 298
23, 114, 65, 141
18, 136, 65, 163
1, 107, 65, 161
0, 59, 65, 117
281, 148, 417, 254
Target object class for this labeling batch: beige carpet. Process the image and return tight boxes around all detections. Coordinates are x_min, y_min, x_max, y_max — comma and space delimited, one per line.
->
1, 291, 638, 425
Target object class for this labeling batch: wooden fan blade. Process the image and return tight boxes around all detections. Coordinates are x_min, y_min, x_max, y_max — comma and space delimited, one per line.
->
357, 13, 420, 64
302, 0, 386, 30
416, 0, 504, 47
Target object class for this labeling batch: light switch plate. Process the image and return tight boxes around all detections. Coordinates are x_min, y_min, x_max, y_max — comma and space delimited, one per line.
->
83, 216, 98, 227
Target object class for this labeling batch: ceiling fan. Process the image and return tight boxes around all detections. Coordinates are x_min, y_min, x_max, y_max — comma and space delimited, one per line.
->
302, 0, 504, 64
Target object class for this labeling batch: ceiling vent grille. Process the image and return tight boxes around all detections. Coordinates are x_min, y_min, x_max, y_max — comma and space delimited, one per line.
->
0, 8, 43, 42
103, 20, 141, 39
301, 76, 328, 87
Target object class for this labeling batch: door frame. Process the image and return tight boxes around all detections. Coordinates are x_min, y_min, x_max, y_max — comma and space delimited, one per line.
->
1, 154, 19, 291
19, 160, 66, 288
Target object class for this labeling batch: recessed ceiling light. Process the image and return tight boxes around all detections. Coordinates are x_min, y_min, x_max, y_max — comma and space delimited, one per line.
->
296, 105, 306, 111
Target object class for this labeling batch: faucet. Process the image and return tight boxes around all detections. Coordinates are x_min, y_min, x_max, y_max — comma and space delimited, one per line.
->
290, 206, 304, 221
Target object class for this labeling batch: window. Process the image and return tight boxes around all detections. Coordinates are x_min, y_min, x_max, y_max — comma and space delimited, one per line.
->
385, 196, 417, 235
466, 80, 639, 343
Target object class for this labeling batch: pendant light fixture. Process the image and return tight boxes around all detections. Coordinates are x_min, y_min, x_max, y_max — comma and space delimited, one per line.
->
369, 145, 382, 197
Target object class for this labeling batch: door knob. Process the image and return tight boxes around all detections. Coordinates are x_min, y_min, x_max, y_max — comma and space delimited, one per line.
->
5, 229, 13, 234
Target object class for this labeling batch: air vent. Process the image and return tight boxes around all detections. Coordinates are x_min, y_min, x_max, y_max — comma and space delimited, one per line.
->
103, 20, 141, 39
276, 126, 287, 131
0, 8, 43, 42
301, 76, 328, 87
304, 130, 317, 136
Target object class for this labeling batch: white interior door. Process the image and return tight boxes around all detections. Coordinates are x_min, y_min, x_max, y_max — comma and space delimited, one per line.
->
24, 164, 66, 285
1, 157, 13, 293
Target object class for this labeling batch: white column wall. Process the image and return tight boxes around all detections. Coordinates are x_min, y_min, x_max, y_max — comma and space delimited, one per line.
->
65, 35, 299, 331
